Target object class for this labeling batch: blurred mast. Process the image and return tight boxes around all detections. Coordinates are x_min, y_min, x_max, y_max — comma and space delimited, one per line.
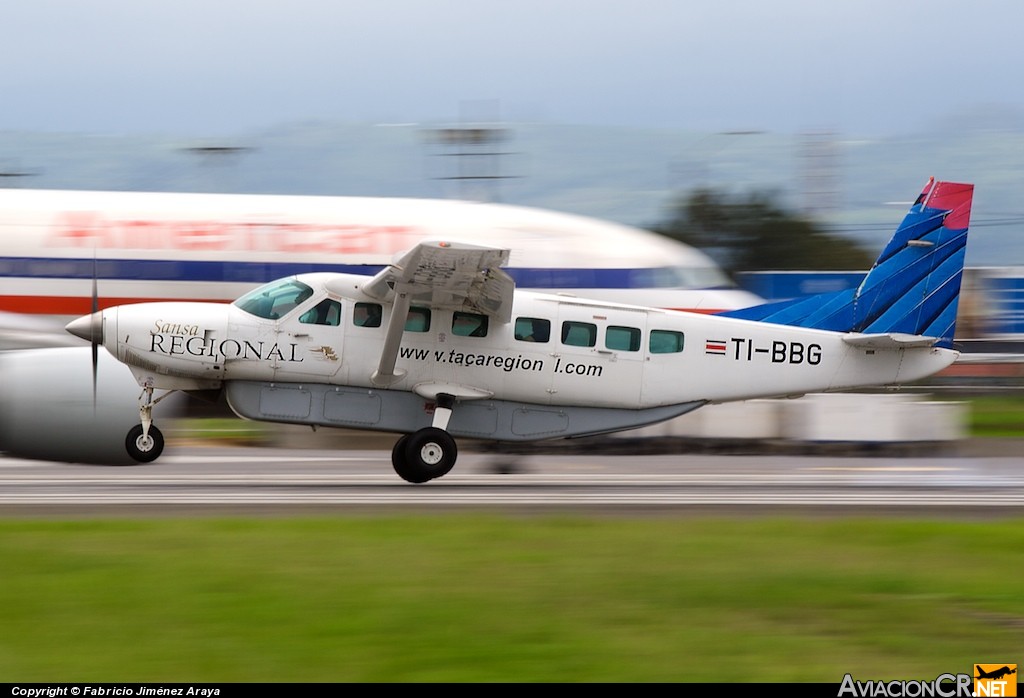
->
0, 161, 38, 188
422, 100, 518, 202
669, 130, 765, 191
797, 130, 841, 218
182, 144, 252, 193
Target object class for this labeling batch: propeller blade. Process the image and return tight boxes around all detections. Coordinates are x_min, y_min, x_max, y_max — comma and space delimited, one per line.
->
91, 336, 98, 404
91, 255, 98, 406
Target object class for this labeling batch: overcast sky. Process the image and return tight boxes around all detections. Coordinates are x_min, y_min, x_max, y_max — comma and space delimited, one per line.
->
3, 1, 1022, 137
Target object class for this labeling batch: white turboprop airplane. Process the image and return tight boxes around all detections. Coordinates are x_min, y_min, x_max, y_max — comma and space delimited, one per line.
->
0, 188, 762, 464
67, 178, 973, 482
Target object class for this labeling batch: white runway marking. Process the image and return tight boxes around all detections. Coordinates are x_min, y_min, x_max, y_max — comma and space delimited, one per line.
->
2, 448, 1023, 511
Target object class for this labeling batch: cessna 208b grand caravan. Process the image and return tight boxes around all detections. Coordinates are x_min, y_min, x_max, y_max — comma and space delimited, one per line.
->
67, 178, 972, 482
0, 188, 760, 465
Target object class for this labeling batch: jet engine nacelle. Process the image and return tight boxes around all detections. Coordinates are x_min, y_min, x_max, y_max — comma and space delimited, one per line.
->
0, 347, 162, 464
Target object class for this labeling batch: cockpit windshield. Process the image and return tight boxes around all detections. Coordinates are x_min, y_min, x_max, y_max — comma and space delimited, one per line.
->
233, 279, 314, 319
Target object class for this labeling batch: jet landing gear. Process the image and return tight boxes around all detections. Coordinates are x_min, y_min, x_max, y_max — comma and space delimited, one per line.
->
391, 395, 458, 483
125, 383, 171, 463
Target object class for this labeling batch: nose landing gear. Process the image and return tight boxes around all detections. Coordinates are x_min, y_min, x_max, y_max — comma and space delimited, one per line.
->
125, 383, 172, 463
125, 423, 165, 463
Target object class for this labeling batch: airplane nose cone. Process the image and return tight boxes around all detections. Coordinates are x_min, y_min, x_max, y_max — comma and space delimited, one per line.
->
65, 312, 104, 343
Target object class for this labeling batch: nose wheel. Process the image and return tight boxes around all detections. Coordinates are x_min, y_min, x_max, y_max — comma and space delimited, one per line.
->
126, 383, 172, 463
125, 424, 165, 463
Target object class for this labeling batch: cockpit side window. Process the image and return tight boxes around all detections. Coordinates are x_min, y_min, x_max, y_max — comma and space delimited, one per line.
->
300, 299, 342, 326
234, 279, 315, 320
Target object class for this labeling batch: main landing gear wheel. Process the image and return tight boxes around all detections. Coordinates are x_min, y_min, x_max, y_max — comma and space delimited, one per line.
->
391, 434, 414, 479
391, 428, 457, 483
125, 424, 164, 463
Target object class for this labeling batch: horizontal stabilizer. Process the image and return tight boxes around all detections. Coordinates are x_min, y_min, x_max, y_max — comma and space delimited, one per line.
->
841, 333, 939, 348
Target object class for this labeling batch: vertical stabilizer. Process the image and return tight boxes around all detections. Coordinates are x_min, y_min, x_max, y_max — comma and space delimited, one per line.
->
719, 178, 973, 348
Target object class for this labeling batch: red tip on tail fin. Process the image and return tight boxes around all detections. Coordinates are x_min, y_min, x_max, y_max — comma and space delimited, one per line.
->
928, 181, 974, 230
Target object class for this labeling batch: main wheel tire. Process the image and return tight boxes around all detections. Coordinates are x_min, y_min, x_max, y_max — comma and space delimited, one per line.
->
391, 434, 426, 483
125, 424, 164, 463
391, 434, 411, 469
400, 427, 457, 483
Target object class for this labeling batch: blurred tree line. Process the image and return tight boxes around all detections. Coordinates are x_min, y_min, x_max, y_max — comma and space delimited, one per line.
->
652, 187, 874, 275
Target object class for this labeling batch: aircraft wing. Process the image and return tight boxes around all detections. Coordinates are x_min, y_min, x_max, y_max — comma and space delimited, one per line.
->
353, 241, 514, 387
841, 332, 940, 349
360, 240, 514, 323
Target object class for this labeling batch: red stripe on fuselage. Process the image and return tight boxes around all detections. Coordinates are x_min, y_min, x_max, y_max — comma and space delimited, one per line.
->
0, 296, 230, 315
667, 307, 727, 315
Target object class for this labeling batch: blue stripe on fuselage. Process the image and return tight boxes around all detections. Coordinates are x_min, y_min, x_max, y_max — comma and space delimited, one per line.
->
0, 257, 732, 290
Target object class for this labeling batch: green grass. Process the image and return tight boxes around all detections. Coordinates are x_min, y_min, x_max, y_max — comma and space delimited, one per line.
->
0, 516, 1021, 682
167, 418, 272, 445
965, 395, 1024, 437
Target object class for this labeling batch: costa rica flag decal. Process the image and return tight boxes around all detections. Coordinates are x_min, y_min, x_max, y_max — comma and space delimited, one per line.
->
705, 339, 727, 355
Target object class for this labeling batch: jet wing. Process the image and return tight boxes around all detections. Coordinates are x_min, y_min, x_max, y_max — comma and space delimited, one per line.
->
360, 240, 514, 322
348, 241, 514, 387
841, 332, 940, 349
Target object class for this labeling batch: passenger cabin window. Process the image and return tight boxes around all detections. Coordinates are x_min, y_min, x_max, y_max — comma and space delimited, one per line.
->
606, 325, 641, 352
405, 307, 431, 332
353, 302, 383, 328
452, 311, 488, 337
300, 299, 342, 326
515, 317, 550, 343
561, 321, 597, 347
234, 279, 314, 320
650, 329, 685, 354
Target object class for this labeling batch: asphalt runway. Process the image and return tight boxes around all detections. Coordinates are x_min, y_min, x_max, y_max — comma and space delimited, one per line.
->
2, 443, 1024, 516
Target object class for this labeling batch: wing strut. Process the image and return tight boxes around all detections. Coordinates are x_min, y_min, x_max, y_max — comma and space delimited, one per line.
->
360, 240, 515, 387
371, 288, 412, 387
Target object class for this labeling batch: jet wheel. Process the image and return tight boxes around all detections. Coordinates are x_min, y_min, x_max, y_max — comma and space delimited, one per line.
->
395, 428, 457, 483
125, 424, 164, 463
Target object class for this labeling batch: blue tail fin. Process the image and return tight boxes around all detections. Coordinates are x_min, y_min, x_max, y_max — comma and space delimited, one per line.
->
719, 178, 973, 349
